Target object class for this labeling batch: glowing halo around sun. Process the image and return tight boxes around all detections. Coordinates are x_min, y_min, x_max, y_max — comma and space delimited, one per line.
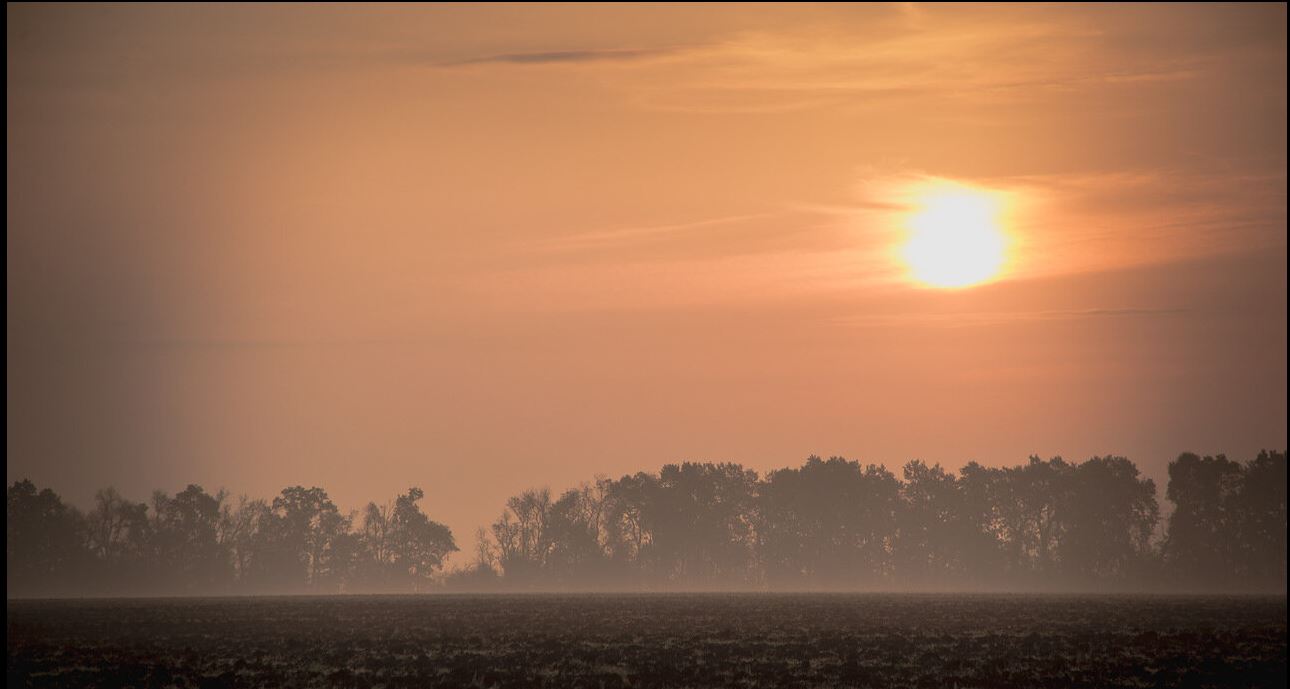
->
899, 182, 1012, 289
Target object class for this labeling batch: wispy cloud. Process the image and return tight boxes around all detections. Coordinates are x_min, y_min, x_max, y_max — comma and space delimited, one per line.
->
515, 209, 861, 266
832, 307, 1190, 329
106, 336, 415, 351
586, 6, 1271, 114
442, 48, 674, 67
530, 214, 774, 251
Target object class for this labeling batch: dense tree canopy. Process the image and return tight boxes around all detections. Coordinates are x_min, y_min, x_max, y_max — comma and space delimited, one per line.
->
8, 483, 456, 596
7, 451, 1285, 596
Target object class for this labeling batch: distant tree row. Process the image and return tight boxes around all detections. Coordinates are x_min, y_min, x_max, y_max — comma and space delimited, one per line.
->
6, 484, 456, 597
468, 451, 1285, 592
7, 451, 1285, 596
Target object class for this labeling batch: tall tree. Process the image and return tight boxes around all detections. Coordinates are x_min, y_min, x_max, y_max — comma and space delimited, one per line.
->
492, 488, 553, 584
386, 487, 457, 591
86, 487, 153, 594
219, 495, 272, 588
897, 460, 971, 585
545, 484, 614, 586
603, 472, 658, 576
269, 486, 351, 592
1163, 453, 1244, 588
7, 480, 88, 597
955, 461, 1010, 586
1000, 456, 1074, 581
1059, 456, 1158, 584
1232, 450, 1287, 588
651, 462, 760, 587
759, 457, 900, 588
151, 485, 231, 594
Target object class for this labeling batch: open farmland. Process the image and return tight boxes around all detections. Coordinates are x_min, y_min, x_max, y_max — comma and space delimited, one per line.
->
7, 594, 1286, 688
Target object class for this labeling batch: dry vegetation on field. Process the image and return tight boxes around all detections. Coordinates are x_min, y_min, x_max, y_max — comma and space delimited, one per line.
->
7, 594, 1286, 688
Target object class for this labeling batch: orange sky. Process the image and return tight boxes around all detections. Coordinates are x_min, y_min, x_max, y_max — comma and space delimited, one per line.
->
8, 3, 1286, 559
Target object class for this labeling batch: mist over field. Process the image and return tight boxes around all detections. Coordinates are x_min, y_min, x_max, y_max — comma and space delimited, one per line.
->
9, 452, 1286, 597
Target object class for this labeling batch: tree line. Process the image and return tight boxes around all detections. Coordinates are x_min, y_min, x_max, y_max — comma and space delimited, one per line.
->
7, 484, 456, 596
7, 451, 1285, 597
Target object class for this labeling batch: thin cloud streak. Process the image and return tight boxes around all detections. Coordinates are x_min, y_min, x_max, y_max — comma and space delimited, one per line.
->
832, 308, 1191, 329
441, 48, 676, 67
529, 213, 777, 251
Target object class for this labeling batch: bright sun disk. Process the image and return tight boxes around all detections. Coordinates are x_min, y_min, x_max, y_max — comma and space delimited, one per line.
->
901, 185, 1009, 289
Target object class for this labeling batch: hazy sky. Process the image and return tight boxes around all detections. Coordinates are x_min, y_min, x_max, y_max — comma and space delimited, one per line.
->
8, 3, 1286, 559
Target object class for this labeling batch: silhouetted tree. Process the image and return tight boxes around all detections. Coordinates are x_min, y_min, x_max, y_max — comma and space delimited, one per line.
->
1059, 456, 1158, 584
650, 462, 761, 587
7, 480, 88, 597
292, 487, 352, 592
1163, 453, 1244, 588
86, 487, 153, 593
955, 461, 1010, 585
546, 483, 614, 586
602, 472, 658, 578
1006, 456, 1074, 580
218, 495, 271, 586
1232, 450, 1287, 588
896, 460, 974, 585
759, 457, 900, 588
386, 487, 457, 591
356, 500, 395, 589
1164, 451, 1287, 590
492, 488, 553, 584
259, 486, 352, 592
151, 485, 232, 594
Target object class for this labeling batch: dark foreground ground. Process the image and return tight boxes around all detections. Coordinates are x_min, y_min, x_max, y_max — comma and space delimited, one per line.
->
7, 594, 1287, 688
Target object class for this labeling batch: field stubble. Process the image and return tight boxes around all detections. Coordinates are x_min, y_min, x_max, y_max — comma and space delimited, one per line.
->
7, 593, 1286, 688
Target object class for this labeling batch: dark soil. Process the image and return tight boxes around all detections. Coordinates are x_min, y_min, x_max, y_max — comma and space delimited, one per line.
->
7, 594, 1286, 688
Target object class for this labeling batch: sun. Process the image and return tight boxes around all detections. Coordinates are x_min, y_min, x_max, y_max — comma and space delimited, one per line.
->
900, 183, 1010, 289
